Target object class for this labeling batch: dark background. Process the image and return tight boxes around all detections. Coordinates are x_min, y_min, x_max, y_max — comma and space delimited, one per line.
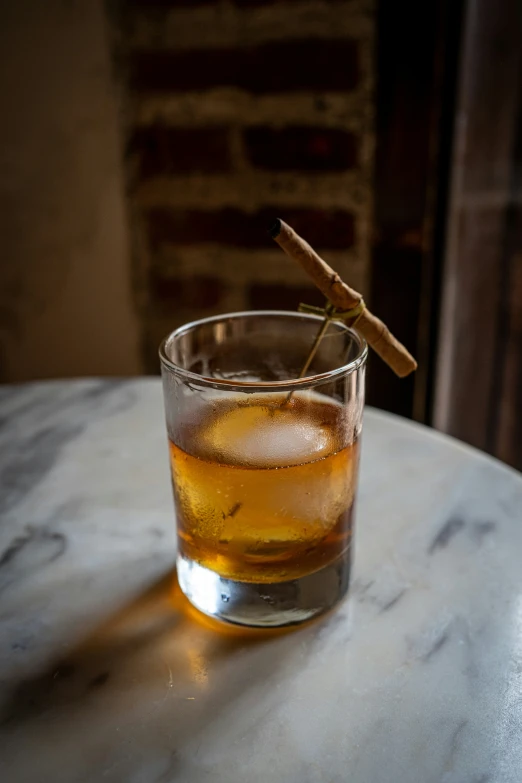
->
0, 0, 521, 469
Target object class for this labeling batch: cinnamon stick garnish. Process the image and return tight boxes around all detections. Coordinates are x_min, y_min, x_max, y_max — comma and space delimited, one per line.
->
270, 219, 417, 378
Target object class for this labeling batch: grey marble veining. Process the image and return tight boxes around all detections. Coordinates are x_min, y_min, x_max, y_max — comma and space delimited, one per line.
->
1, 379, 522, 783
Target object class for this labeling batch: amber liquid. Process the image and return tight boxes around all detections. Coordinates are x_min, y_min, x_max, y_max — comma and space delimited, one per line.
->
169, 393, 359, 583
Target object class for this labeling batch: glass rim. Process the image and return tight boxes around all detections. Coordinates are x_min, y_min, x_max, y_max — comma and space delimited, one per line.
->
159, 310, 368, 392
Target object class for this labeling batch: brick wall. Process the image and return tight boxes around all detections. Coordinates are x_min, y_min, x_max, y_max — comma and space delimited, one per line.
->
115, 0, 375, 370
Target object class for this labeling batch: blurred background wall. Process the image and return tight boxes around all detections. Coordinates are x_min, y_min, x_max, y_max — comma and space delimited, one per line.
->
0, 0, 521, 470
0, 0, 141, 380
117, 0, 375, 371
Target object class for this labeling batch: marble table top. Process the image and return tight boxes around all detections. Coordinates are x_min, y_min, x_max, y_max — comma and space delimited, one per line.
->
1, 379, 522, 783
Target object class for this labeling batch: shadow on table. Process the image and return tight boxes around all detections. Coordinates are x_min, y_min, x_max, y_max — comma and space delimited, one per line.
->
0, 567, 314, 728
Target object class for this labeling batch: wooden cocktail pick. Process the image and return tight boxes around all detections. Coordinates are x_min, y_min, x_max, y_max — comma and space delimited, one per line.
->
270, 219, 417, 378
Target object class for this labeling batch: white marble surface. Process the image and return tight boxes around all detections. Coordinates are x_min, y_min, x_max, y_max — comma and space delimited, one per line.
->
1, 379, 522, 783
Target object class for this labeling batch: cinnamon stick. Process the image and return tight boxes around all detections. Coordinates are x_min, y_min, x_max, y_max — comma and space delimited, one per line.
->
270, 219, 417, 378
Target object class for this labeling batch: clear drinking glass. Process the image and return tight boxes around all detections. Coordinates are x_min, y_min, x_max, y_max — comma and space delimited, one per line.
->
160, 311, 367, 627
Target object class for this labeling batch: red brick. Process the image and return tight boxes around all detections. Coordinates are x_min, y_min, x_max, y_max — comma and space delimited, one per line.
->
249, 283, 326, 311
244, 127, 357, 171
130, 40, 359, 94
231, 0, 350, 3
147, 208, 355, 249
128, 127, 231, 177
231, 0, 350, 4
149, 271, 225, 308
128, 0, 349, 7
127, 1, 215, 6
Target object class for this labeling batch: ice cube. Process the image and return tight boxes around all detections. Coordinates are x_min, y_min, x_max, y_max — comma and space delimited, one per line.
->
201, 402, 332, 467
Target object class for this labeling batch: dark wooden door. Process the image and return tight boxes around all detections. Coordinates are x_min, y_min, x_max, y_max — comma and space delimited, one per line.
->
367, 0, 464, 422
369, 0, 522, 471
433, 0, 522, 470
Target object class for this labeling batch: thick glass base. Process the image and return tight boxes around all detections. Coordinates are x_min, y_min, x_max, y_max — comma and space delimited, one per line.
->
177, 551, 351, 628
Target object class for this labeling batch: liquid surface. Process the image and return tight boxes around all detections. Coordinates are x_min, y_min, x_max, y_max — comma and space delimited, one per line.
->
169, 393, 359, 583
